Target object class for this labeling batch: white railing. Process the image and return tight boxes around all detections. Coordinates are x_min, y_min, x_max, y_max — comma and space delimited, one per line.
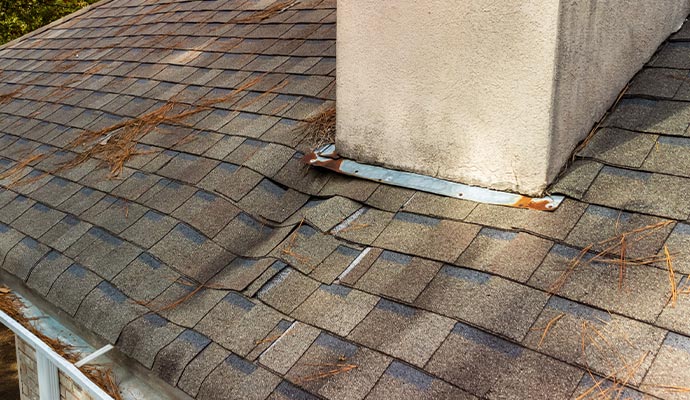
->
0, 309, 113, 400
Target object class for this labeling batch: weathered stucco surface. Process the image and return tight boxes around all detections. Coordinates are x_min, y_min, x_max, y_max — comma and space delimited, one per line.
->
336, 0, 690, 196
549, 0, 690, 186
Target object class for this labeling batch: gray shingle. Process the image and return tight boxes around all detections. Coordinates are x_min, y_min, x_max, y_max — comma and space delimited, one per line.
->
650, 42, 690, 69
149, 283, 228, 328
199, 163, 263, 201
256, 267, 320, 314
348, 299, 454, 367
258, 321, 320, 375
112, 252, 179, 303
220, 112, 279, 138
465, 199, 588, 241
121, 210, 177, 249
318, 174, 379, 203
640, 333, 690, 399
138, 179, 197, 214
58, 186, 105, 215
209, 257, 277, 291
416, 265, 549, 341
426, 322, 523, 397
577, 127, 658, 168
75, 281, 148, 343
222, 140, 281, 172
365, 185, 415, 213
177, 343, 230, 397
273, 155, 331, 195
310, 245, 362, 284
216, 213, 292, 258
26, 250, 73, 296
352, 250, 443, 303
570, 374, 647, 400
150, 223, 234, 282
529, 244, 673, 322
111, 171, 161, 200
85, 197, 148, 234
285, 332, 391, 400
79, 166, 133, 192
158, 152, 219, 184
174, 131, 224, 158
247, 319, 295, 362
485, 350, 583, 400
401, 192, 476, 221
152, 329, 211, 386
366, 361, 476, 400
456, 228, 552, 282
604, 99, 690, 136
239, 179, 309, 223
273, 224, 341, 274
565, 205, 673, 258
117, 314, 185, 369
628, 68, 686, 98
333, 208, 393, 245
0, 195, 35, 224
584, 167, 690, 220
302, 196, 361, 232
74, 228, 142, 280
522, 297, 665, 385
172, 190, 240, 238
642, 135, 690, 177
3, 236, 49, 280
29, 176, 81, 206
374, 212, 480, 263
292, 284, 378, 336
46, 263, 102, 316
658, 223, 690, 274
268, 382, 319, 400
197, 354, 281, 400
203, 135, 245, 160
195, 292, 285, 357
549, 159, 602, 199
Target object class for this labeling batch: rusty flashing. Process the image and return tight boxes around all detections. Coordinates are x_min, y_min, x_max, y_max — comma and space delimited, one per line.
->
303, 144, 564, 211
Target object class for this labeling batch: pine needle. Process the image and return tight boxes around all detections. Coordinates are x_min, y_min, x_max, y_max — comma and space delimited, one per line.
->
4, 74, 269, 187
230, 1, 297, 23
294, 105, 336, 149
295, 362, 358, 383
664, 245, 678, 307
551, 221, 673, 294
549, 244, 592, 294
532, 313, 565, 348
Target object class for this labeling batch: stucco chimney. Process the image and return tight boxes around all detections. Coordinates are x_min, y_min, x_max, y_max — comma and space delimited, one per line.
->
336, 1, 690, 196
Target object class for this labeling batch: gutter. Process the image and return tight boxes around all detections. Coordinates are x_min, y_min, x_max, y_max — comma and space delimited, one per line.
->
0, 309, 113, 400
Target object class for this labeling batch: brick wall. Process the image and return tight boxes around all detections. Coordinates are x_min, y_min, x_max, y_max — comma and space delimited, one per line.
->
16, 337, 38, 400
59, 371, 95, 400
15, 337, 96, 400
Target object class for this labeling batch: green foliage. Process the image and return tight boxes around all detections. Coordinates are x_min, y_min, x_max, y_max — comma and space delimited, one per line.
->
0, 0, 98, 45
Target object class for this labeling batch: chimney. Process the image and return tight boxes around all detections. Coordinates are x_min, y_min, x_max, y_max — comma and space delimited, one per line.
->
335, 1, 690, 196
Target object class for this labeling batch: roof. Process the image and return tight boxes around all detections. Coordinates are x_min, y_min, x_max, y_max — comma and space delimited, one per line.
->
0, 1, 689, 399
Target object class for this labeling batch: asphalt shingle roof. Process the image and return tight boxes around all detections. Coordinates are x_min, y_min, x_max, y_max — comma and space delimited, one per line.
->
1, 1, 690, 399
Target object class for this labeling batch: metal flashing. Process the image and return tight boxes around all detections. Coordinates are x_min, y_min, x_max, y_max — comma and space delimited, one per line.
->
303, 144, 564, 211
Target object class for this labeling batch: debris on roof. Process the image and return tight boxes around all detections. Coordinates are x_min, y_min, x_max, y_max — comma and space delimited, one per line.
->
0, 0, 688, 399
